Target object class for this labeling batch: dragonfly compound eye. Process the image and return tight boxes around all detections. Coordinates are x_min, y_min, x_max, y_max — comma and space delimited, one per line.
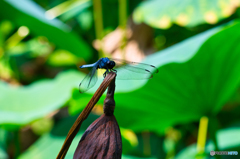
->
110, 61, 115, 68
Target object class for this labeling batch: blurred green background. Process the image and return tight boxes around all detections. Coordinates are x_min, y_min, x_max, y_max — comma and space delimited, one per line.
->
1, 0, 240, 158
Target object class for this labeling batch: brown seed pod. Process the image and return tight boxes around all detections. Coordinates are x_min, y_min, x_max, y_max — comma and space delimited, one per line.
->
73, 114, 122, 159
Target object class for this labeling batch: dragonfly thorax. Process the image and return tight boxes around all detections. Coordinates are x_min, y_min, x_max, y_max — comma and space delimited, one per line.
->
98, 58, 115, 70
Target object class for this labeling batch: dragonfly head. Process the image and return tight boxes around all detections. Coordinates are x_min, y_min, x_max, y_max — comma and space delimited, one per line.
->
107, 60, 115, 69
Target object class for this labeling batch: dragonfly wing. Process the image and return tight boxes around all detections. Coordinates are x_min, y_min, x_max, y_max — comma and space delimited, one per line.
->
111, 58, 158, 74
79, 66, 98, 93
110, 58, 158, 80
114, 65, 153, 79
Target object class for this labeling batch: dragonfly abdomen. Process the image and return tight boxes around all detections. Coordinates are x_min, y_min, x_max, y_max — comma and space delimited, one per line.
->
80, 63, 98, 69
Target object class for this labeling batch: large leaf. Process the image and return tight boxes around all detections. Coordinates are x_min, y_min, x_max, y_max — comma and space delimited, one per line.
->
114, 22, 240, 133
70, 21, 240, 134
0, 0, 91, 59
0, 70, 85, 129
133, 0, 240, 29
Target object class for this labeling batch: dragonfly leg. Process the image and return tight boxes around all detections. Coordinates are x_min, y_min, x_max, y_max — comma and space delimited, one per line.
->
103, 69, 109, 78
112, 69, 117, 73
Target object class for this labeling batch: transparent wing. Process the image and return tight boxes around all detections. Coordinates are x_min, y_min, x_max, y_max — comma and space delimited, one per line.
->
110, 58, 158, 80
79, 66, 98, 93
111, 58, 158, 73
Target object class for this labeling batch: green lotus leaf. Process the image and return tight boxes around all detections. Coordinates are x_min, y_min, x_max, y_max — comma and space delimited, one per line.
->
133, 0, 240, 29
0, 70, 84, 130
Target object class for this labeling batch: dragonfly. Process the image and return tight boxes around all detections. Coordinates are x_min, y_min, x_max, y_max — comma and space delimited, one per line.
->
79, 57, 158, 93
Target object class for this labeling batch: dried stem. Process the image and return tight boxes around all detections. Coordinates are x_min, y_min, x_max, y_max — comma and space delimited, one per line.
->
56, 72, 117, 159
104, 74, 116, 115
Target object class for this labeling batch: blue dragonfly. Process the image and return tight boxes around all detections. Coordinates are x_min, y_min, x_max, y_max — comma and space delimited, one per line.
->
79, 57, 158, 93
